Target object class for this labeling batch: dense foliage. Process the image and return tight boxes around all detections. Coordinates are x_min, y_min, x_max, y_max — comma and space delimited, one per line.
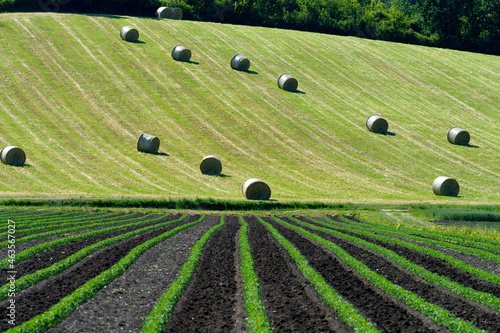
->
0, 0, 498, 54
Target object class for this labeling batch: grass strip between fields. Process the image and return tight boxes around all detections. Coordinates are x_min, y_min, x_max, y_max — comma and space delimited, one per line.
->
295, 217, 500, 311
0, 213, 165, 269
322, 216, 500, 285
272, 216, 486, 333
258, 217, 380, 332
0, 214, 185, 301
4, 215, 207, 333
140, 216, 225, 332
238, 215, 273, 333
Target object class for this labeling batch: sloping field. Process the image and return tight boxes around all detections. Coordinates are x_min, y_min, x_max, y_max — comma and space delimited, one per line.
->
0, 12, 499, 203
1, 209, 500, 332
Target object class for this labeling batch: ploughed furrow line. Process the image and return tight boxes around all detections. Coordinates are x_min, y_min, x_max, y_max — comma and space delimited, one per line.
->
0, 214, 200, 330
0, 213, 182, 282
163, 216, 243, 332
48, 215, 221, 333
261, 217, 445, 332
322, 217, 500, 298
288, 216, 500, 332
246, 216, 352, 332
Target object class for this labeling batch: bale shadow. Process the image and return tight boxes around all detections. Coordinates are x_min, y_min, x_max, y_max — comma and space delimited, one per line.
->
152, 152, 169, 156
382, 131, 396, 136
131, 40, 146, 44
242, 70, 259, 75
464, 144, 480, 148
216, 173, 231, 178
290, 90, 306, 94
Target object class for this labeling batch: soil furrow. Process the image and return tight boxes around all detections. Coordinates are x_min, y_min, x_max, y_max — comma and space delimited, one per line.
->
291, 216, 500, 332
0, 215, 201, 331
247, 216, 352, 332
263, 217, 448, 333
0, 213, 181, 282
163, 216, 242, 333
47, 215, 221, 333
325, 216, 500, 298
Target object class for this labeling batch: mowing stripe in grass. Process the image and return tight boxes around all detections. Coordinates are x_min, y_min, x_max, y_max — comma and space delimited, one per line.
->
0, 214, 185, 300
238, 215, 273, 333
3, 215, 207, 333
322, 216, 500, 285
140, 216, 225, 333
258, 217, 380, 332
293, 217, 500, 311
272, 216, 486, 333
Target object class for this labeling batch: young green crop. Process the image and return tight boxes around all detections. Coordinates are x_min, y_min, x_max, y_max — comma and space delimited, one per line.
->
238, 215, 273, 333
140, 216, 224, 332
4, 215, 207, 333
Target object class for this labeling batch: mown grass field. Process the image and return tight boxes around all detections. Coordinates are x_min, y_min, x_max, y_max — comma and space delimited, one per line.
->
0, 12, 499, 203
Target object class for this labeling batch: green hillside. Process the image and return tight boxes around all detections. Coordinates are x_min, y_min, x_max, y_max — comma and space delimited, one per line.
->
0, 12, 499, 203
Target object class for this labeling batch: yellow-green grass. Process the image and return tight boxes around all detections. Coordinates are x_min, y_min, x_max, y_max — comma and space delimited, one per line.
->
0, 12, 499, 203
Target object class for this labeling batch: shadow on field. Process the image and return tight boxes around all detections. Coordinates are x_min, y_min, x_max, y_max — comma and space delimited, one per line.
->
382, 131, 396, 136
242, 70, 259, 75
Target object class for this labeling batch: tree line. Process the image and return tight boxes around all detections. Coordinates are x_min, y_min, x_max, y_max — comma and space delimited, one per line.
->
1, 0, 499, 55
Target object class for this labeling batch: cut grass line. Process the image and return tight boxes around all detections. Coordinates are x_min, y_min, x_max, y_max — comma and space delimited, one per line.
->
296, 217, 500, 311
258, 217, 380, 332
3, 215, 205, 333
272, 216, 487, 333
238, 215, 272, 333
322, 216, 500, 285
0, 214, 184, 300
140, 215, 224, 333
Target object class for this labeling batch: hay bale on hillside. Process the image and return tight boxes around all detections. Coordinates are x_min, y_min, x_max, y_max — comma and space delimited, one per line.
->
277, 74, 298, 91
137, 134, 160, 154
200, 155, 222, 175
0, 146, 26, 166
366, 115, 389, 134
230, 54, 250, 71
120, 26, 139, 42
171, 45, 191, 62
432, 176, 460, 196
172, 7, 183, 19
447, 126, 470, 145
242, 178, 271, 200
156, 7, 174, 19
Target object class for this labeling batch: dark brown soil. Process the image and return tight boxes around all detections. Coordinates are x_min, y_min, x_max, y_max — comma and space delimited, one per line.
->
290, 216, 500, 332
0, 215, 200, 331
163, 216, 243, 332
246, 216, 352, 332
0, 213, 181, 282
262, 217, 448, 333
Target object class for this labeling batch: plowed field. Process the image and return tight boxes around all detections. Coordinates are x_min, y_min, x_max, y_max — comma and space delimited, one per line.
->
1, 210, 499, 332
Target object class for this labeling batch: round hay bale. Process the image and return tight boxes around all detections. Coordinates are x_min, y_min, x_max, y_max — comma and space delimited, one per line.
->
230, 54, 250, 71
156, 7, 174, 19
277, 74, 298, 91
200, 155, 222, 175
432, 176, 460, 196
447, 126, 470, 145
171, 45, 191, 62
0, 146, 26, 166
172, 7, 183, 20
120, 26, 139, 42
366, 115, 389, 134
137, 134, 160, 154
242, 178, 271, 200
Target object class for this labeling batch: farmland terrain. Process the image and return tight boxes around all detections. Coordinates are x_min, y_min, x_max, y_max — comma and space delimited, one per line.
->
1, 208, 500, 332
0, 13, 499, 203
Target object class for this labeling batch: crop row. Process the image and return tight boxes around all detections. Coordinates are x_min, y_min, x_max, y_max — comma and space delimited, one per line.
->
1, 210, 499, 332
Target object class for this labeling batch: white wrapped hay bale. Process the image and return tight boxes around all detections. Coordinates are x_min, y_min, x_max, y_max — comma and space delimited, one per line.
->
447, 126, 470, 145
171, 45, 191, 62
242, 178, 271, 200
156, 7, 174, 19
432, 176, 460, 196
230, 54, 250, 71
366, 115, 389, 134
1, 146, 26, 166
200, 155, 222, 175
277, 74, 298, 91
120, 26, 139, 42
137, 134, 160, 154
